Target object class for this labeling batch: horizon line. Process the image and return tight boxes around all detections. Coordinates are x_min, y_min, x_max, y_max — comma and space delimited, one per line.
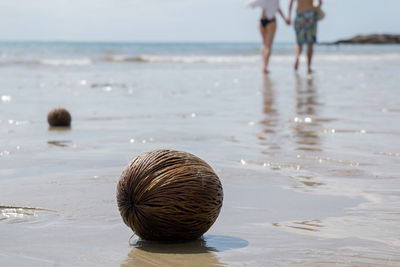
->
0, 40, 292, 44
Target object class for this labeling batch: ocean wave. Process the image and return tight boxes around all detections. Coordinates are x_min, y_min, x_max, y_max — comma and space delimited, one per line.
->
270, 54, 400, 63
0, 60, 35, 66
37, 58, 92, 66
313, 54, 400, 62
102, 53, 400, 64
0, 53, 399, 67
0, 59, 91, 66
103, 55, 260, 63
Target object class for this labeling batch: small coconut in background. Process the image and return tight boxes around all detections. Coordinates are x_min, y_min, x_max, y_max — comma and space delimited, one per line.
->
47, 108, 71, 127
117, 149, 223, 242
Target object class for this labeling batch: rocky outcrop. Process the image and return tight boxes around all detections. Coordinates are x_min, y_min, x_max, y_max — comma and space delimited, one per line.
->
330, 34, 400, 45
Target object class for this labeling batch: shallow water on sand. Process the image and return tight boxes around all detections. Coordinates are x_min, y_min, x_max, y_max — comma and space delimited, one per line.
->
0, 43, 400, 266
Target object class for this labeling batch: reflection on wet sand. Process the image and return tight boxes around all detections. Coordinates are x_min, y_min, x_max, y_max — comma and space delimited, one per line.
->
48, 140, 72, 147
300, 180, 325, 187
292, 75, 328, 189
258, 74, 279, 152
294, 74, 322, 152
287, 219, 324, 232
122, 235, 248, 267
272, 219, 324, 232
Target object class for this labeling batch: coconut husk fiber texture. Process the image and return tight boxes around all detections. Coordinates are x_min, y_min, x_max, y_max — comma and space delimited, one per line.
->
47, 108, 71, 127
116, 149, 223, 242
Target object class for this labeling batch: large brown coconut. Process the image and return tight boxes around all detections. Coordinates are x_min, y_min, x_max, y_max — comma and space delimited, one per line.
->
117, 149, 223, 242
47, 108, 71, 127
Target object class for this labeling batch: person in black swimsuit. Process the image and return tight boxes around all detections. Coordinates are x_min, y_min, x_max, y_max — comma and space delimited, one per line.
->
260, 17, 276, 28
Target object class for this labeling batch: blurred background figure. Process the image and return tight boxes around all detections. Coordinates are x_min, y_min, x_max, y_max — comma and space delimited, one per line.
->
249, 0, 289, 73
288, 0, 323, 74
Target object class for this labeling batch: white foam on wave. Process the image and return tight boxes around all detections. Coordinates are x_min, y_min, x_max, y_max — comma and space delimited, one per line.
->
313, 53, 400, 62
1, 53, 399, 67
104, 53, 400, 64
38, 58, 92, 66
273, 54, 400, 63
104, 55, 260, 63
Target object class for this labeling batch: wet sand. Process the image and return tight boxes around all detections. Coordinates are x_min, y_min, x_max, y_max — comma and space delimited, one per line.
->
1, 44, 400, 266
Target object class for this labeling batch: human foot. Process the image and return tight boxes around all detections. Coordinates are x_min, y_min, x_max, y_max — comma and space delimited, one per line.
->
294, 59, 299, 71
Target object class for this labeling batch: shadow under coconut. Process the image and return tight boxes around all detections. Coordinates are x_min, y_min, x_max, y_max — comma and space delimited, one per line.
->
130, 235, 248, 254
48, 126, 71, 131
123, 235, 248, 267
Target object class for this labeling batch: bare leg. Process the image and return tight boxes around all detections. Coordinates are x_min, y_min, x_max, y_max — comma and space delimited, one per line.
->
294, 44, 302, 71
261, 45, 268, 73
264, 21, 277, 73
259, 24, 268, 73
307, 42, 313, 74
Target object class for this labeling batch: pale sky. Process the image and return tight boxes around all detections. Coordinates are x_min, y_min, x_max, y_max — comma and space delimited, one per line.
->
0, 0, 398, 43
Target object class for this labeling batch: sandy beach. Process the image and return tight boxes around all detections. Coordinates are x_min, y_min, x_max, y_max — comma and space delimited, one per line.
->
1, 42, 400, 266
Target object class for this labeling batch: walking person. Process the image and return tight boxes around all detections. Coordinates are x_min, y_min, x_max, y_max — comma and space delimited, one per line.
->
288, 0, 322, 74
249, 0, 289, 73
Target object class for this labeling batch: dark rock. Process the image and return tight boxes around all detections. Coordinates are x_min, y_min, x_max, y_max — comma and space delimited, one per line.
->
327, 34, 400, 45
